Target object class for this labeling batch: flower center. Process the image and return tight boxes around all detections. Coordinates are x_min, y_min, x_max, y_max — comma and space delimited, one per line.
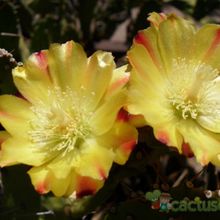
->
28, 87, 93, 156
166, 58, 220, 120
169, 98, 199, 119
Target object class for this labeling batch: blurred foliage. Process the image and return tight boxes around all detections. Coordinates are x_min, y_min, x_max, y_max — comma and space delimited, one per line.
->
0, 0, 220, 219
0, 0, 219, 59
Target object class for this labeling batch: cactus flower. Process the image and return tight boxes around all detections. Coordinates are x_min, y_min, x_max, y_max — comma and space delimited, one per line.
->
127, 12, 220, 166
0, 41, 137, 197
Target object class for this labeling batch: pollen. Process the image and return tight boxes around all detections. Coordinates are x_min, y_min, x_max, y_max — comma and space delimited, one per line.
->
166, 58, 220, 120
28, 87, 93, 156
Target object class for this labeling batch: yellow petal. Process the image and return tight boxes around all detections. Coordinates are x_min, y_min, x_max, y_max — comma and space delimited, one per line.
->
196, 77, 220, 133
97, 121, 138, 165
105, 65, 130, 98
47, 152, 75, 179
192, 24, 220, 69
127, 69, 169, 124
198, 115, 220, 133
29, 166, 104, 197
0, 95, 33, 138
148, 12, 167, 28
47, 41, 87, 91
153, 121, 183, 151
157, 14, 195, 71
128, 114, 147, 128
28, 166, 50, 194
49, 171, 71, 197
75, 139, 115, 180
90, 90, 127, 135
0, 137, 49, 167
128, 43, 164, 87
177, 120, 220, 166
12, 51, 53, 104
127, 47, 166, 117
0, 131, 10, 163
131, 27, 163, 72
28, 166, 71, 197
66, 172, 104, 197
81, 51, 115, 109
0, 131, 10, 146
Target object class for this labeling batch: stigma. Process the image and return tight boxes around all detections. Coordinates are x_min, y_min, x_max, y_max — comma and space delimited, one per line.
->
166, 58, 220, 120
28, 87, 93, 156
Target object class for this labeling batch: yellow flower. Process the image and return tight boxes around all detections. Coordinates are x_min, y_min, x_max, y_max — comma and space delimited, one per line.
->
0, 41, 137, 197
127, 12, 220, 166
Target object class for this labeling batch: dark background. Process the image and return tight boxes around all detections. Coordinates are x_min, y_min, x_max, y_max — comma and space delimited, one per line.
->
0, 0, 220, 220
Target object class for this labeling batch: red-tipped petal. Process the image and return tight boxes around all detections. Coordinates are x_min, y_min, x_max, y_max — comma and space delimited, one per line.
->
134, 32, 160, 68
36, 182, 48, 195
204, 29, 220, 60
76, 175, 103, 198
182, 142, 194, 158
117, 109, 129, 122
157, 131, 169, 145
